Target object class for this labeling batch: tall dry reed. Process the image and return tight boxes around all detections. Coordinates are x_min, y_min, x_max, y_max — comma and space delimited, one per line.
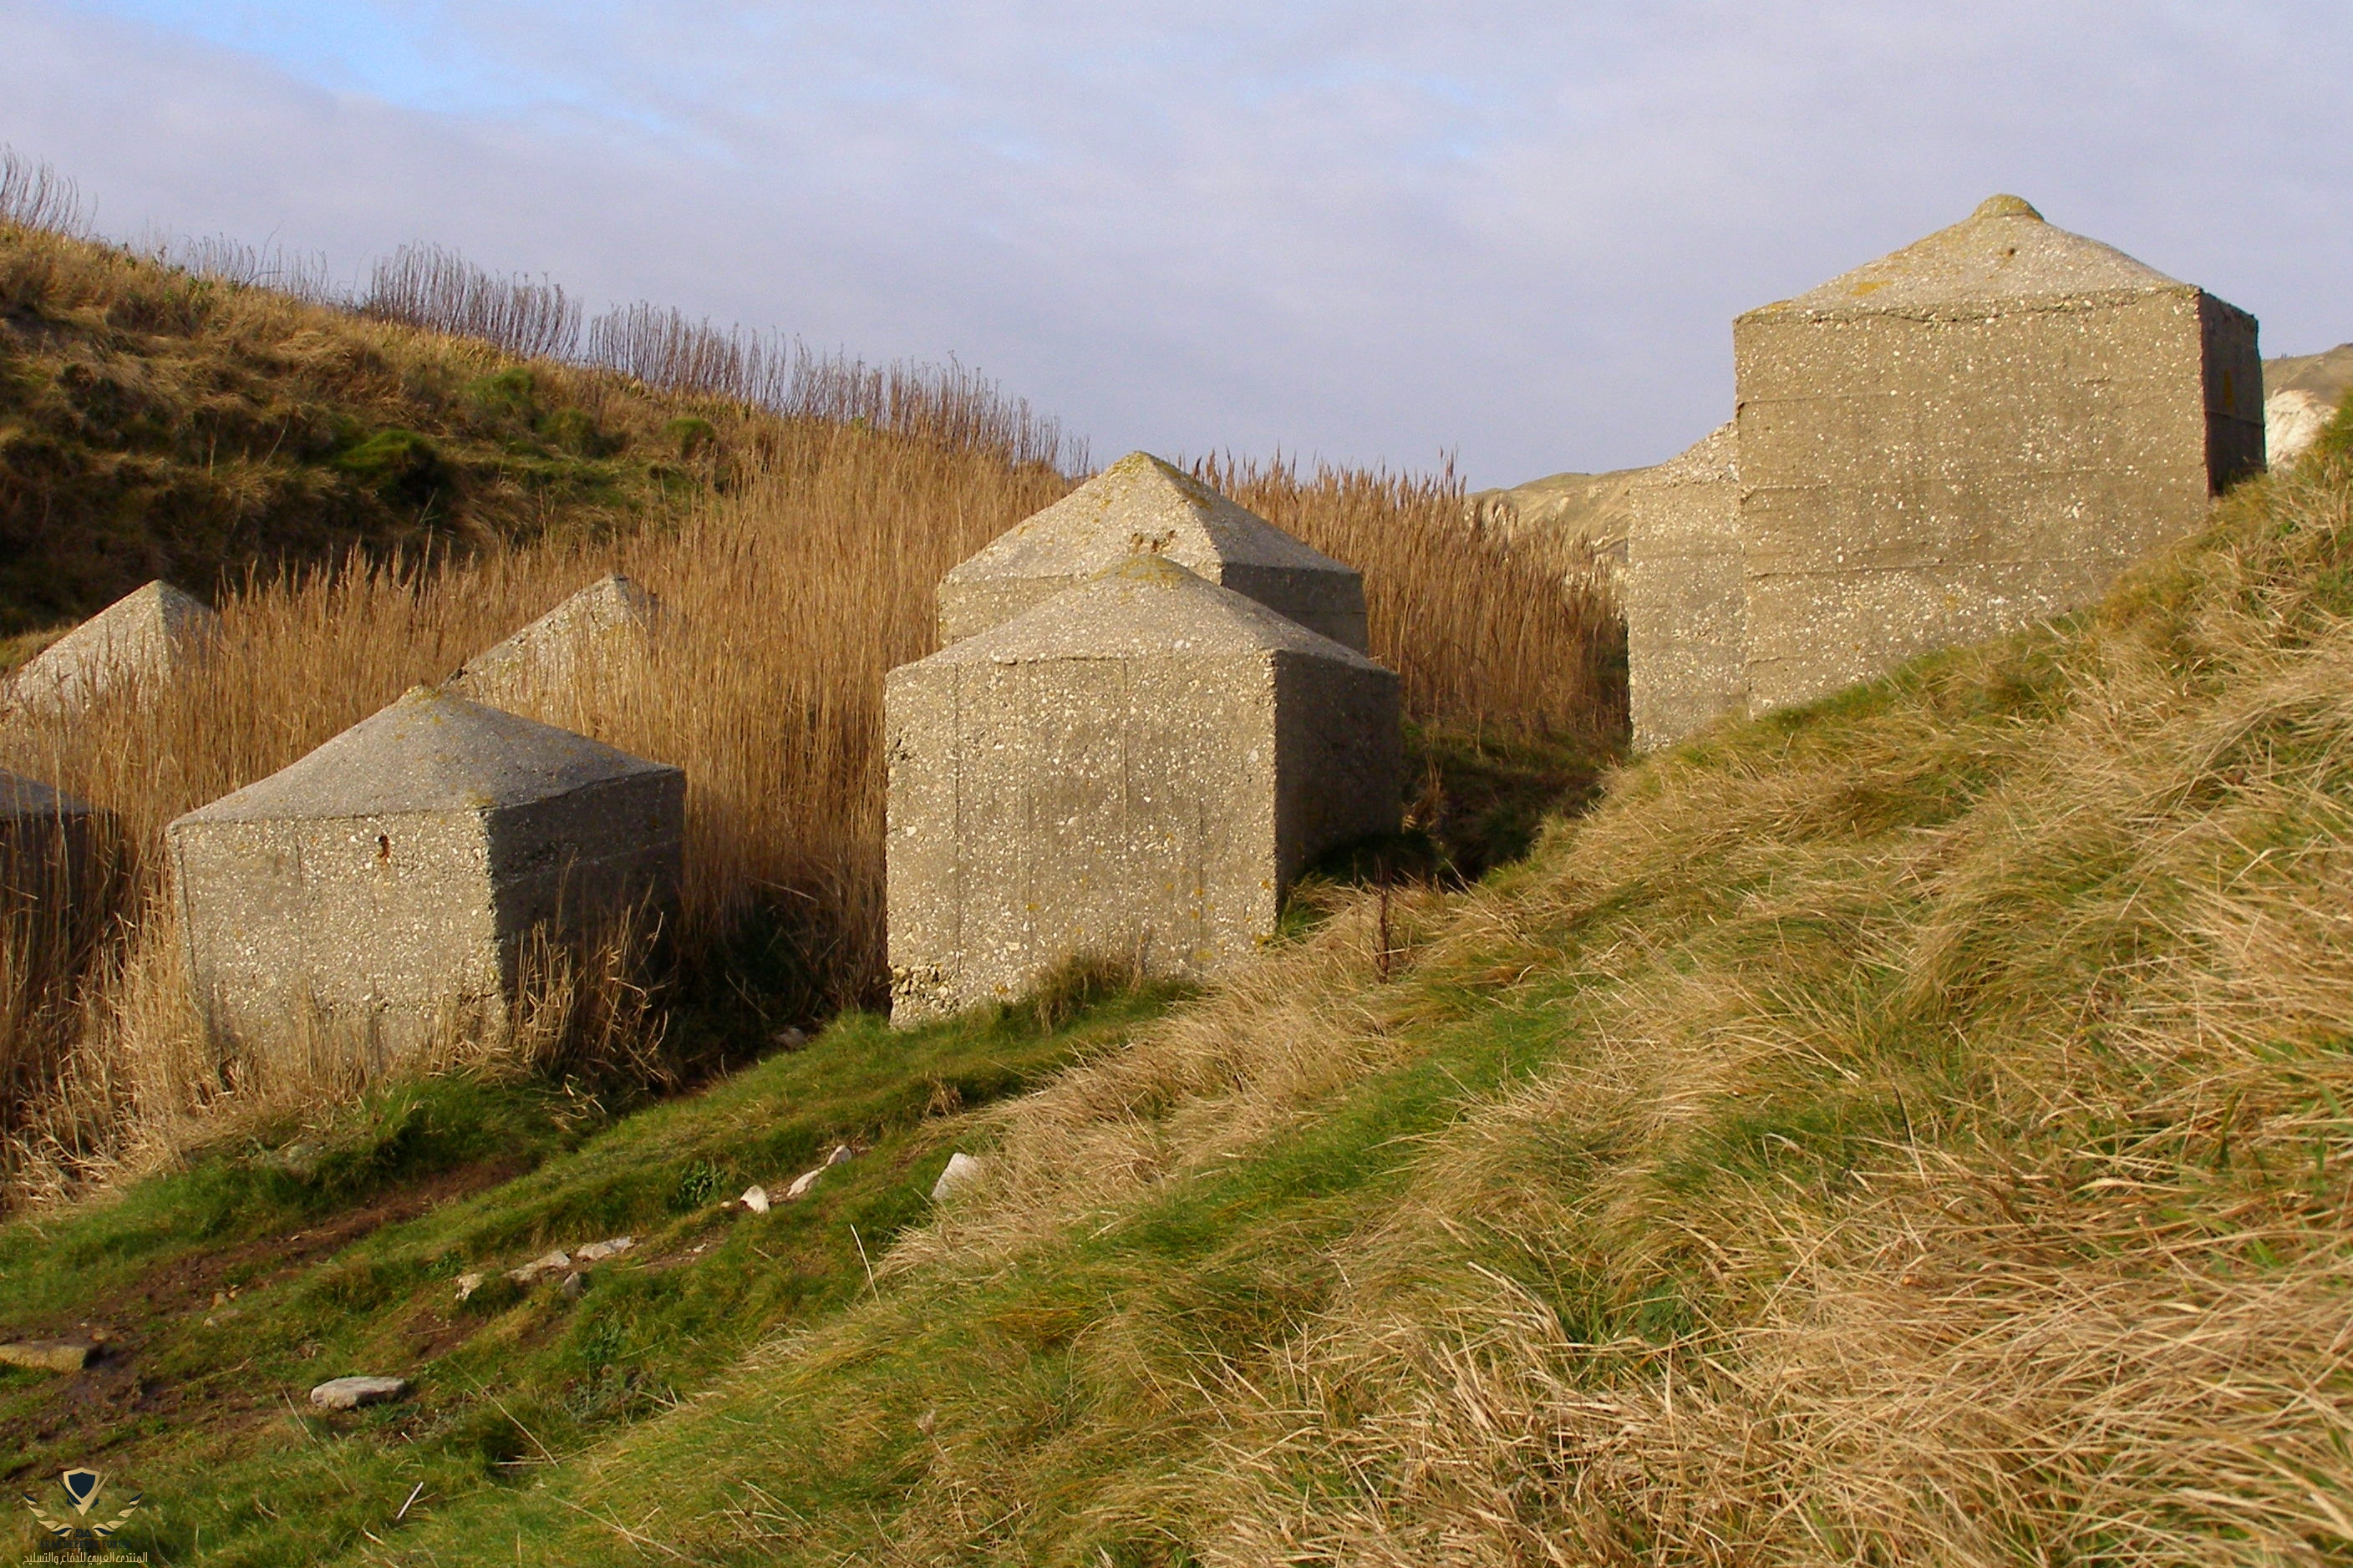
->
1203, 453, 1622, 742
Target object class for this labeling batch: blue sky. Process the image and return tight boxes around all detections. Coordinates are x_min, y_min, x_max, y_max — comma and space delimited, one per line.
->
6, 0, 2350, 485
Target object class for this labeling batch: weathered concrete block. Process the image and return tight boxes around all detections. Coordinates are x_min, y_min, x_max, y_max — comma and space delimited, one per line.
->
1628, 197, 2268, 748
887, 556, 1400, 1022
938, 452, 1370, 652
449, 574, 663, 711
1728, 194, 2261, 718
8, 581, 220, 716
168, 687, 684, 1059
1624, 424, 1742, 749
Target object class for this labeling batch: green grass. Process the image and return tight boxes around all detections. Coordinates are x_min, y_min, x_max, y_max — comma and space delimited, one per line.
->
0, 979, 1176, 1565
251, 454, 2353, 1565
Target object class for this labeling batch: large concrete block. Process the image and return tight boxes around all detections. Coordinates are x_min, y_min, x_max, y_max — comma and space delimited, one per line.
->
937, 452, 1370, 652
1624, 424, 1743, 748
449, 574, 663, 711
887, 556, 1400, 1022
1730, 194, 2261, 716
168, 687, 684, 1059
8, 581, 220, 716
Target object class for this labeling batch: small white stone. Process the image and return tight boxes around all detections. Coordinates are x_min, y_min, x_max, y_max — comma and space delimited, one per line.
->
309, 1375, 410, 1410
506, 1249, 571, 1285
931, 1151, 983, 1202
453, 1271, 485, 1302
785, 1165, 825, 1200
739, 1185, 770, 1214
572, 1236, 635, 1263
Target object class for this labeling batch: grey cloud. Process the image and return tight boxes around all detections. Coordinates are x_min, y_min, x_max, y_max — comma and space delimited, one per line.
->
6, 0, 2350, 484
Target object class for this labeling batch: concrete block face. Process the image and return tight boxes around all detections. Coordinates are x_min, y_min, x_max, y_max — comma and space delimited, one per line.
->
486, 772, 686, 955
937, 452, 1370, 652
2201, 295, 2266, 488
1272, 652, 1405, 880
1726, 196, 2258, 719
0, 767, 96, 907
170, 811, 503, 1058
1625, 424, 1744, 748
887, 556, 1400, 1022
170, 688, 684, 1060
8, 581, 219, 716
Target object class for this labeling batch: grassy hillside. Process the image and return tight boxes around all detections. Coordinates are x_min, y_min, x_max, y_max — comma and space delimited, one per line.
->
4, 402, 2349, 1561
0, 222, 752, 649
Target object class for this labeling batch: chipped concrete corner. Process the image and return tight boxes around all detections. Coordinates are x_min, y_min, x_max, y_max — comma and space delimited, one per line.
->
168, 686, 684, 1061
886, 554, 1400, 1024
937, 451, 1370, 653
1627, 195, 2264, 749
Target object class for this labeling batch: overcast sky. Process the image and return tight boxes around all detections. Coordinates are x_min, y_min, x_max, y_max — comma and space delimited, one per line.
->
5, 1, 2349, 486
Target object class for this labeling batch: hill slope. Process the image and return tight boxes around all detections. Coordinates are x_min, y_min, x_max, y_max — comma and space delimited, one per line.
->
415, 412, 2353, 1563
0, 222, 810, 647
4, 404, 2349, 1562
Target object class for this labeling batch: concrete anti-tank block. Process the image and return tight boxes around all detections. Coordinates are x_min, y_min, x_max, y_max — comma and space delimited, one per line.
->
887, 555, 1400, 1023
168, 687, 684, 1059
937, 452, 1370, 652
449, 574, 664, 711
1626, 195, 2268, 749
1624, 423, 1742, 749
8, 581, 220, 716
1725, 193, 2261, 718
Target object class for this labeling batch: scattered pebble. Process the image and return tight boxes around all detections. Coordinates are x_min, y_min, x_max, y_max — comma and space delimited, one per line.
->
506, 1249, 572, 1286
930, 1151, 983, 1202
739, 1185, 770, 1214
771, 1026, 809, 1050
573, 1236, 635, 1263
785, 1144, 857, 1202
0, 1338, 97, 1373
453, 1271, 486, 1302
308, 1375, 410, 1411
559, 1272, 587, 1300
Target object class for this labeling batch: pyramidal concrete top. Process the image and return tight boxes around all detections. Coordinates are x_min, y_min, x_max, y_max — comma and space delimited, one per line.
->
1746, 195, 2188, 321
453, 575, 662, 687
952, 454, 1350, 584
925, 555, 1385, 670
178, 687, 678, 825
11, 581, 221, 710
0, 766, 91, 821
938, 453, 1368, 649
1637, 421, 1740, 490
